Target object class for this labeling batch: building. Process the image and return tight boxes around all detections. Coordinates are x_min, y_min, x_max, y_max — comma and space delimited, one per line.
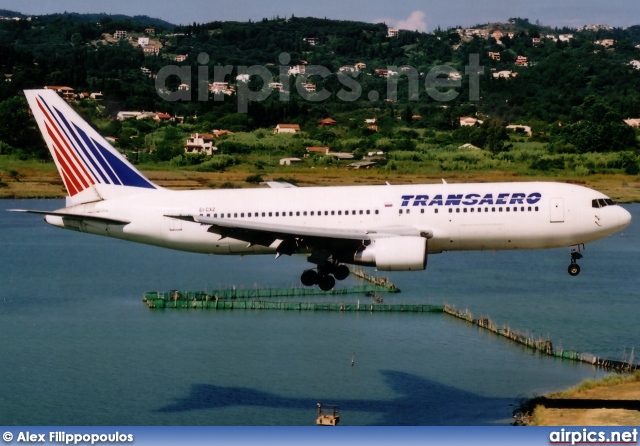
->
506, 125, 532, 137
274, 124, 300, 134
629, 60, 640, 70
137, 37, 149, 47
301, 83, 316, 92
354, 62, 367, 71
303, 37, 316, 46
213, 129, 233, 138
209, 82, 234, 95
44, 86, 75, 100
318, 118, 336, 127
117, 111, 143, 121
90, 92, 103, 100
492, 70, 517, 79
184, 133, 216, 156
624, 119, 640, 128
269, 82, 284, 93
145, 28, 155, 34
113, 30, 127, 39
595, 39, 615, 48
288, 65, 305, 76
339, 65, 356, 74
175, 54, 188, 62
459, 117, 483, 126
387, 28, 399, 38
306, 146, 330, 154
558, 34, 574, 42
488, 52, 501, 61
514, 56, 528, 67
279, 157, 302, 166
143, 46, 160, 56
154, 113, 172, 122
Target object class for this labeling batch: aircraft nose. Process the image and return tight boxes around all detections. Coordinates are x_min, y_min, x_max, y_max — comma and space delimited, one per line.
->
618, 206, 632, 231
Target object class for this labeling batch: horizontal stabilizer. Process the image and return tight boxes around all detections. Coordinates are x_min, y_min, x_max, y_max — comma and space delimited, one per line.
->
8, 209, 130, 225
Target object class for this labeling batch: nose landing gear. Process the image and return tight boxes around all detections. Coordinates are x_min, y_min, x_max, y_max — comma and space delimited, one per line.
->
568, 244, 584, 276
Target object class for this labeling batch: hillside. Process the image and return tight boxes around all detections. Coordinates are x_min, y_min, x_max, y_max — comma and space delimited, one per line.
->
0, 13, 639, 195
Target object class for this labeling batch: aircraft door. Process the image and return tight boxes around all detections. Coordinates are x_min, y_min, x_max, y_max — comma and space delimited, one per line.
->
550, 198, 564, 223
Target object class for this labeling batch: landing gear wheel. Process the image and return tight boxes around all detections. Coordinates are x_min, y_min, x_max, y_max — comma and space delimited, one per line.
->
568, 264, 581, 276
333, 265, 350, 281
318, 275, 336, 291
301, 269, 319, 286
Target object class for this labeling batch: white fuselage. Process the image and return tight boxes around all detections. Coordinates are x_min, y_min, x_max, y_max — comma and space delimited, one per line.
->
44, 181, 631, 258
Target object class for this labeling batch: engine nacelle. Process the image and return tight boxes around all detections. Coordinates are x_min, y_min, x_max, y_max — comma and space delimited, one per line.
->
354, 236, 427, 271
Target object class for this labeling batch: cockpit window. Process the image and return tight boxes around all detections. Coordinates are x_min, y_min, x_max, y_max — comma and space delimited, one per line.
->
592, 198, 617, 208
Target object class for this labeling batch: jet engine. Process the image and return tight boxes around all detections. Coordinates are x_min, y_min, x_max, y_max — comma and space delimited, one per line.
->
353, 236, 427, 271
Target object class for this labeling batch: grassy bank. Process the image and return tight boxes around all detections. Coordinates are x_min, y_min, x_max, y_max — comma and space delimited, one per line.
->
531, 372, 640, 426
1, 155, 640, 202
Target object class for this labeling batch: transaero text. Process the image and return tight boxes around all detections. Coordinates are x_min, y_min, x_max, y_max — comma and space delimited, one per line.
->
400, 192, 543, 207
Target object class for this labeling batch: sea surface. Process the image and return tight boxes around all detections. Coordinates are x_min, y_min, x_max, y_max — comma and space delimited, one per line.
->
1, 199, 638, 426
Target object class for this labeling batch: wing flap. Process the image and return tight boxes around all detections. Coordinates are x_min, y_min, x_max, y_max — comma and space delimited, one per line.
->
164, 214, 432, 248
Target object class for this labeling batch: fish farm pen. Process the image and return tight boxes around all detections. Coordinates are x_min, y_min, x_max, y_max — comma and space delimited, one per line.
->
142, 282, 640, 374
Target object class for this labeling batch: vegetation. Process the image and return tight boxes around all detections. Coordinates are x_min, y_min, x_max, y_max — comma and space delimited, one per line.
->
0, 12, 639, 193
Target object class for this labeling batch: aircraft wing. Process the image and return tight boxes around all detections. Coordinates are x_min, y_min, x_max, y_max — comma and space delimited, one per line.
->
8, 209, 130, 225
168, 214, 432, 248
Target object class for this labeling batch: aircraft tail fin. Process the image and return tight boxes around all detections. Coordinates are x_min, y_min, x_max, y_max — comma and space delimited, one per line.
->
24, 89, 159, 198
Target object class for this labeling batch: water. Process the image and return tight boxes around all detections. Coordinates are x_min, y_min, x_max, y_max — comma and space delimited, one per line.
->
1, 199, 638, 425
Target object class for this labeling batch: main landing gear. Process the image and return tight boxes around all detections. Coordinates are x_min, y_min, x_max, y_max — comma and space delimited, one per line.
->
567, 244, 584, 276
301, 264, 350, 291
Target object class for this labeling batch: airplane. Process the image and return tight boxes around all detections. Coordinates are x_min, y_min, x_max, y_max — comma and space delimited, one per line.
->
9, 89, 632, 290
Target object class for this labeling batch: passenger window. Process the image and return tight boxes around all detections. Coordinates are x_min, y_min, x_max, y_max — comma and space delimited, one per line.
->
359, 210, 363, 215
399, 209, 403, 215
296, 212, 300, 216
535, 207, 539, 211
241, 213, 245, 217
338, 211, 342, 215
366, 210, 370, 215
268, 212, 272, 217
435, 209, 438, 214
375, 210, 379, 215
304, 211, 307, 216
456, 209, 460, 213
463, 208, 467, 213
421, 209, 424, 214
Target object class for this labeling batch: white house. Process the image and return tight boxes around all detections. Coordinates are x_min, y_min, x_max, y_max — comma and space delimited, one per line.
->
279, 157, 302, 166
184, 133, 216, 156
288, 65, 306, 76
459, 117, 483, 126
137, 37, 149, 46
274, 124, 301, 134
492, 70, 517, 79
117, 111, 142, 121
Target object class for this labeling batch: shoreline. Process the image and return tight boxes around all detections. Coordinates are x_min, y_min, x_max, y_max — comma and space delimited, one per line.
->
2, 166, 640, 202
